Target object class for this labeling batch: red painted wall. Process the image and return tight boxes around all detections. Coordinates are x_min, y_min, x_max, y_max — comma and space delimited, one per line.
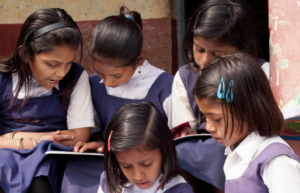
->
0, 18, 176, 75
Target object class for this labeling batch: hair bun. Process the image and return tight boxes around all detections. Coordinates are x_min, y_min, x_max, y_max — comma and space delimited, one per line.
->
119, 6, 143, 30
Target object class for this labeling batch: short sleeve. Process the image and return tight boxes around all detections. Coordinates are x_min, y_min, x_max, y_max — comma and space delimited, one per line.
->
67, 70, 95, 129
171, 71, 197, 130
262, 154, 300, 193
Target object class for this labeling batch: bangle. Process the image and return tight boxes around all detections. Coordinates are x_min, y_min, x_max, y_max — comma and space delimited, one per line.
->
29, 138, 37, 147
17, 138, 24, 150
9, 131, 20, 139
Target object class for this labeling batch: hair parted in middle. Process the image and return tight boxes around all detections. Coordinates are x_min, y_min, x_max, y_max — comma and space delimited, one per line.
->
89, 6, 143, 67
193, 52, 284, 138
183, 0, 259, 71
104, 102, 180, 193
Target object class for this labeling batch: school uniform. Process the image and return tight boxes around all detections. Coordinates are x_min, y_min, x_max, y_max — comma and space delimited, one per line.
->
90, 59, 173, 138
0, 63, 94, 193
224, 131, 300, 193
98, 172, 193, 193
172, 58, 268, 191
61, 60, 174, 193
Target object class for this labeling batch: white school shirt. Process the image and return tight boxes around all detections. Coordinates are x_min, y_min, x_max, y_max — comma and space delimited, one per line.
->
93, 60, 172, 130
97, 174, 187, 193
224, 131, 300, 193
171, 62, 271, 130
171, 71, 199, 130
12, 70, 94, 129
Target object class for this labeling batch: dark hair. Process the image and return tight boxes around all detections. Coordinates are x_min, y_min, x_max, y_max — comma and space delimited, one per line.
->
0, 8, 82, 122
183, 0, 259, 71
193, 52, 284, 138
89, 6, 143, 67
104, 102, 180, 193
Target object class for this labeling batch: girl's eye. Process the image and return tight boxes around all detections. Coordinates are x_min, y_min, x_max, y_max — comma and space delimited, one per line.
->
142, 163, 152, 167
114, 76, 121, 79
196, 49, 205, 53
46, 63, 56, 67
213, 118, 221, 123
122, 165, 132, 169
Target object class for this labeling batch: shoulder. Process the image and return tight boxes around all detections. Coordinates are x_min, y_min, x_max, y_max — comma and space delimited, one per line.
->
89, 72, 101, 83
163, 175, 193, 193
146, 60, 174, 80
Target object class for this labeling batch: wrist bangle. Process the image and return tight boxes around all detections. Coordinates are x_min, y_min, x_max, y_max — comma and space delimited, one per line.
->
17, 138, 24, 150
9, 131, 20, 139
29, 138, 37, 147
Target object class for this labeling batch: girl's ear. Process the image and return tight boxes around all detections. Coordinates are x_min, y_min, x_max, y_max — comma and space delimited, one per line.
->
17, 45, 29, 60
17, 45, 23, 57
136, 52, 145, 67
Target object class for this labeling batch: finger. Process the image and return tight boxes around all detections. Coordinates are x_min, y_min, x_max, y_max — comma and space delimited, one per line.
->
97, 145, 104, 153
180, 130, 188, 137
79, 143, 92, 153
51, 130, 61, 135
79, 142, 102, 153
73, 141, 84, 152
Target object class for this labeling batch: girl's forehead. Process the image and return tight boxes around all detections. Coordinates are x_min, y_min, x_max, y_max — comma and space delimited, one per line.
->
193, 36, 237, 52
93, 56, 121, 66
115, 148, 161, 163
196, 98, 223, 115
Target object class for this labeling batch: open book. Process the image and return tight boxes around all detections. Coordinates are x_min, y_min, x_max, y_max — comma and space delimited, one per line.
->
45, 151, 104, 156
174, 133, 211, 144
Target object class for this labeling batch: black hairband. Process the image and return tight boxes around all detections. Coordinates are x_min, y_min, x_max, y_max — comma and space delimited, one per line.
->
27, 21, 76, 44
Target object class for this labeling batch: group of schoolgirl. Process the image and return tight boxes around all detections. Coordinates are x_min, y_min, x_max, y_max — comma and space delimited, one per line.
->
0, 1, 299, 193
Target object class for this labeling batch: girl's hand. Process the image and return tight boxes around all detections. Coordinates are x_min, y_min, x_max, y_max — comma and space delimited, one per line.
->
73, 141, 104, 153
35, 130, 74, 145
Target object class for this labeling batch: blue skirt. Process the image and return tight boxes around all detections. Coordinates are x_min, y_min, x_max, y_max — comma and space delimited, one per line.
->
175, 137, 227, 191
0, 140, 72, 193
61, 156, 104, 193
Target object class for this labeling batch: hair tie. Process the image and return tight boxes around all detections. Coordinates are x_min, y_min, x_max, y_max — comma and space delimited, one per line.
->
27, 21, 76, 45
108, 130, 113, 151
125, 15, 134, 20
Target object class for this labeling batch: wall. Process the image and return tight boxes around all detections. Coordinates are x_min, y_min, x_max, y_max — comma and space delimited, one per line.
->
0, 0, 177, 74
269, 0, 300, 156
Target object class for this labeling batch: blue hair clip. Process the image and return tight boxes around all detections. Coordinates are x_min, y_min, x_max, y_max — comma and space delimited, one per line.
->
217, 77, 234, 103
125, 15, 134, 20
217, 77, 225, 99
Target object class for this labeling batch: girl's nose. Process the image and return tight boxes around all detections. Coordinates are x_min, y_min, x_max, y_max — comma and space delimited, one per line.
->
206, 122, 216, 132
200, 53, 213, 68
133, 169, 145, 181
56, 65, 69, 78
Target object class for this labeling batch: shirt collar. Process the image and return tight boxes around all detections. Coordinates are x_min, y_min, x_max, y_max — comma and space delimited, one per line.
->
225, 131, 266, 163
124, 173, 162, 193
99, 60, 150, 89
12, 72, 59, 90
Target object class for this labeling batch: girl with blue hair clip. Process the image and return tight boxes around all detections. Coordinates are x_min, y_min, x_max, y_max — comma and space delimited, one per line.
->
194, 52, 300, 193
172, 0, 270, 191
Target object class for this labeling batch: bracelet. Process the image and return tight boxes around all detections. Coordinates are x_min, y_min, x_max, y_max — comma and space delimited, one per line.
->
9, 131, 20, 139
17, 138, 24, 150
29, 138, 37, 147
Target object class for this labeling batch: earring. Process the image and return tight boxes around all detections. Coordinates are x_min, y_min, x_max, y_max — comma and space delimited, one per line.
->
24, 59, 28, 63
138, 66, 141, 74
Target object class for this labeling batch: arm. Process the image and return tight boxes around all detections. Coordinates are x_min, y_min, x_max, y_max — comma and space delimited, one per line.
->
0, 130, 74, 149
262, 155, 300, 193
171, 72, 197, 137
62, 70, 94, 145
163, 94, 172, 129
171, 72, 198, 130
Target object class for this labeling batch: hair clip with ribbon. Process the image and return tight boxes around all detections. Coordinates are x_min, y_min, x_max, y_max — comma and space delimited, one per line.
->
108, 130, 113, 151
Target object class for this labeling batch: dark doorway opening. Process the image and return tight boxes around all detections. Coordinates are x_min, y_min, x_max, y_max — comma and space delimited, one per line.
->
184, 0, 270, 61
